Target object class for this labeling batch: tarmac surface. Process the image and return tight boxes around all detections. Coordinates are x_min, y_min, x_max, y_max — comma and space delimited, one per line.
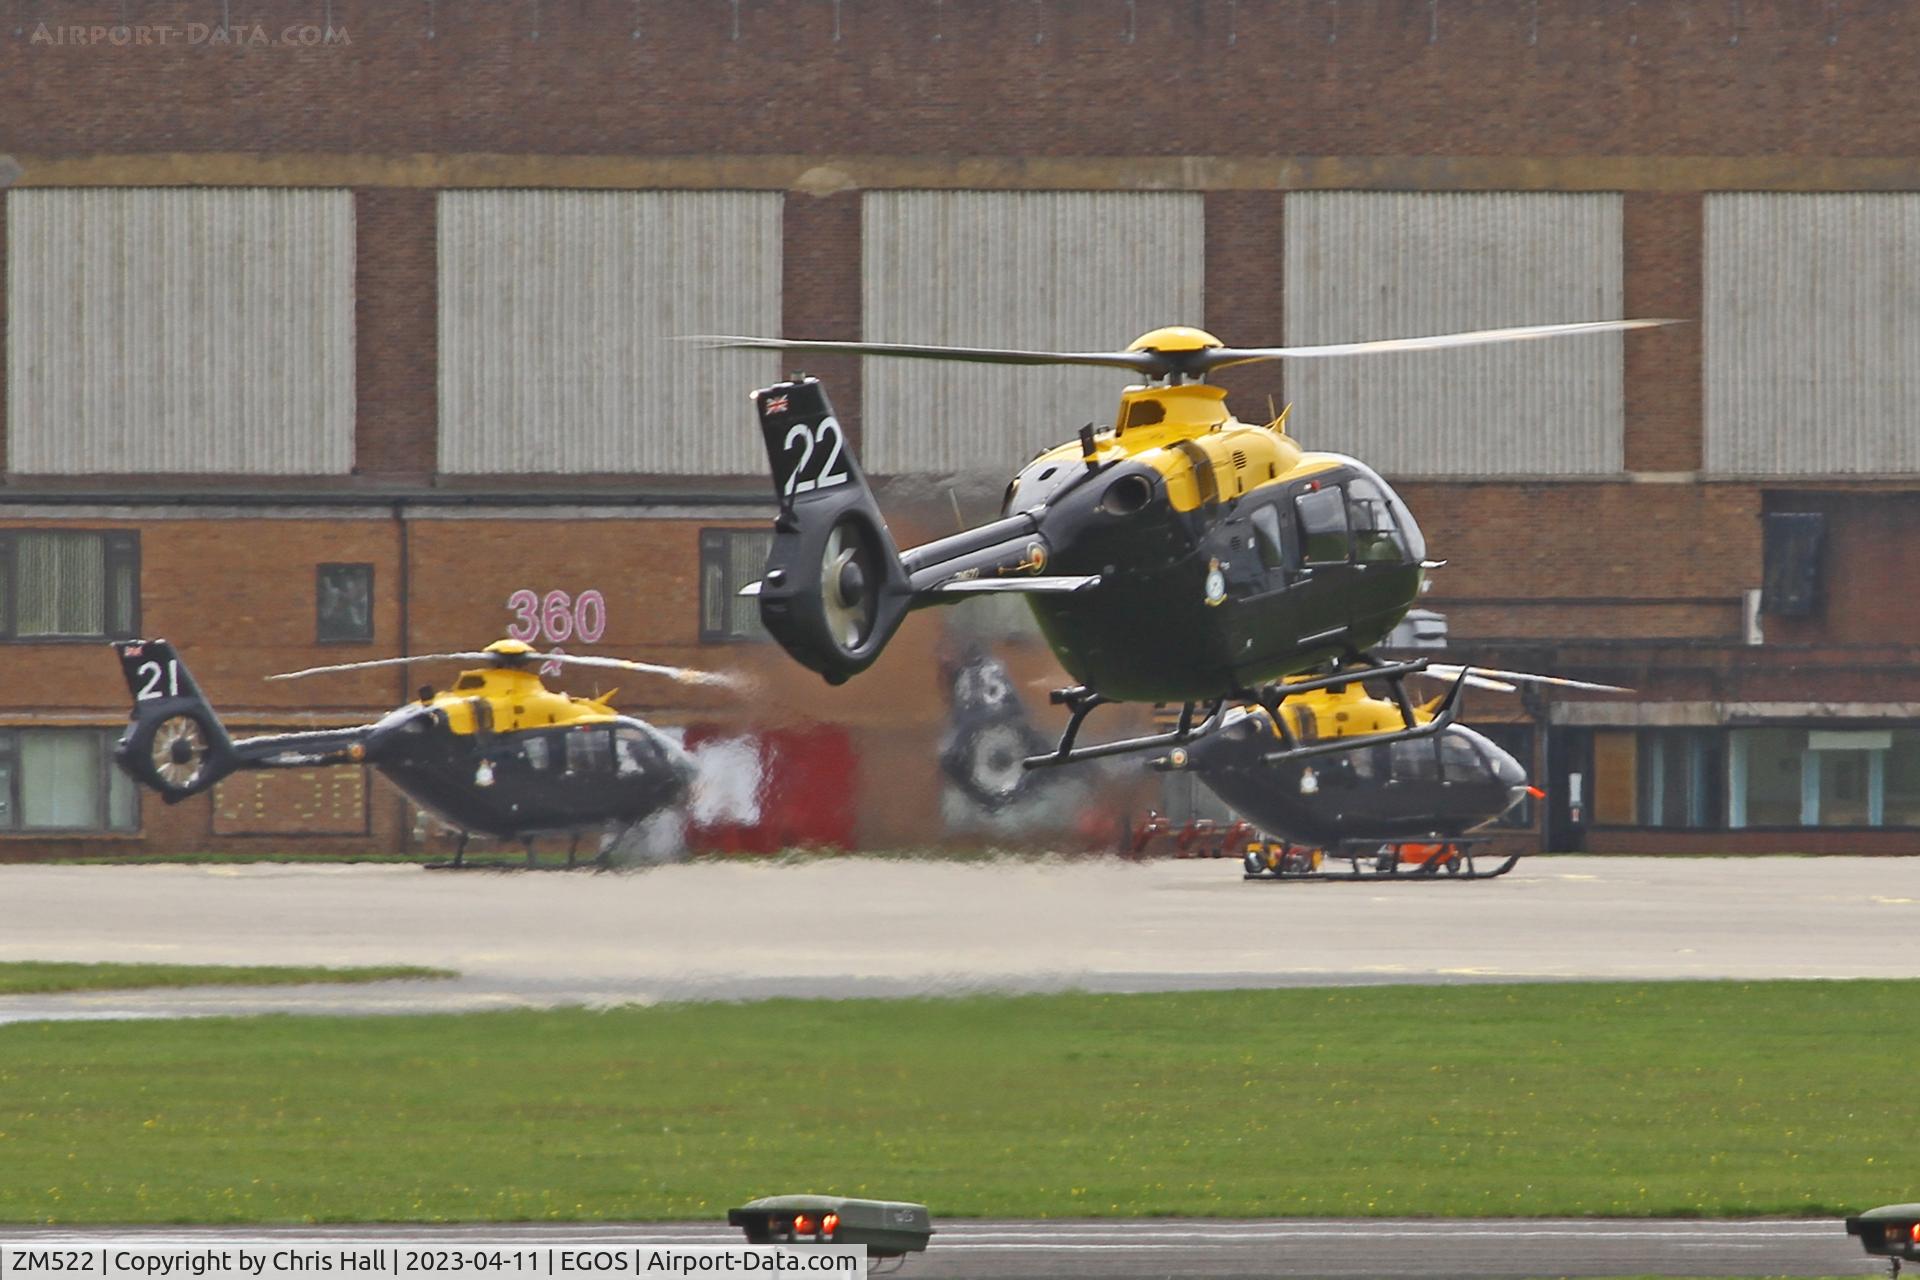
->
0, 1219, 1878, 1278
0, 854, 1915, 1022
1, 857, 1911, 1279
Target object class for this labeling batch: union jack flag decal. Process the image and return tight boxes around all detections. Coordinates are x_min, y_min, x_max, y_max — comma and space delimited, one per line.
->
765, 394, 789, 415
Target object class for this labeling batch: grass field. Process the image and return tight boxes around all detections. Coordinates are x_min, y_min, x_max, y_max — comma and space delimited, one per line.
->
0, 962, 456, 995
0, 980, 1911, 1223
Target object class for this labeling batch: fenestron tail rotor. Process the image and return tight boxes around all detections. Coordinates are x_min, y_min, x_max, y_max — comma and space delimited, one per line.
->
150, 714, 211, 789
269, 639, 739, 689
689, 318, 1680, 383
820, 519, 880, 651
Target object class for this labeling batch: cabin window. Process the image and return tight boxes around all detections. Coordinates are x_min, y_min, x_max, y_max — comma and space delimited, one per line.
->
1295, 488, 1350, 565
1250, 504, 1288, 571
1439, 732, 1484, 782
520, 735, 552, 772
614, 728, 658, 775
1389, 736, 1440, 782
1345, 479, 1407, 564
565, 727, 613, 774
1315, 751, 1365, 789
1353, 744, 1389, 782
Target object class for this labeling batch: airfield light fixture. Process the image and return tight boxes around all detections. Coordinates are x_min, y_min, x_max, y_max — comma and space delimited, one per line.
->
728, 1195, 933, 1259
1846, 1203, 1920, 1276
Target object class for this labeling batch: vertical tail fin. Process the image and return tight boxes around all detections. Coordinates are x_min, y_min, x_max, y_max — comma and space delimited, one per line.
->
112, 639, 238, 802
751, 378, 912, 684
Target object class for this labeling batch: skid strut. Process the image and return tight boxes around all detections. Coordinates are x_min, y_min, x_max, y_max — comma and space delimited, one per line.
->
1024, 656, 1469, 771
1243, 836, 1523, 883
1024, 687, 1226, 770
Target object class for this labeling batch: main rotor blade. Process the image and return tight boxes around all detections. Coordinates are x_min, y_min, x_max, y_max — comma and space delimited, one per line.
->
687, 334, 1161, 372
268, 653, 500, 680
692, 320, 1677, 380
269, 651, 738, 689
536, 652, 739, 688
1426, 663, 1633, 694
1199, 319, 1680, 372
1411, 669, 1519, 693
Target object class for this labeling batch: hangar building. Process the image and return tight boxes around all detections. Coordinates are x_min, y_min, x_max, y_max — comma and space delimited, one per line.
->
3, 0, 1918, 856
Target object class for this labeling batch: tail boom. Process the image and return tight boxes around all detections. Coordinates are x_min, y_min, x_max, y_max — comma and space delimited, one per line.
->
113, 639, 376, 803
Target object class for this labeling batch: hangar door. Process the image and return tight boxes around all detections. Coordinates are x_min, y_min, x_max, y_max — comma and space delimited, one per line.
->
862, 191, 1205, 476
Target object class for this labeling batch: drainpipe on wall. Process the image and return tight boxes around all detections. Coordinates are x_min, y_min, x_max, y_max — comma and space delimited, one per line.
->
394, 498, 411, 854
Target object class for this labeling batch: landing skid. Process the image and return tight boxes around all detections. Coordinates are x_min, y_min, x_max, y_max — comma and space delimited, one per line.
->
1022, 656, 1466, 771
1243, 835, 1522, 883
1022, 687, 1227, 769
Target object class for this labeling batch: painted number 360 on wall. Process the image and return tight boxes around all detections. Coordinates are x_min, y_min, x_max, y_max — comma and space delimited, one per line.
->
505, 589, 607, 646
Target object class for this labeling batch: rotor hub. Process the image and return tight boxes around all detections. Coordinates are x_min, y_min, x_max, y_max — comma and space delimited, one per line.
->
836, 558, 867, 606
1126, 326, 1223, 354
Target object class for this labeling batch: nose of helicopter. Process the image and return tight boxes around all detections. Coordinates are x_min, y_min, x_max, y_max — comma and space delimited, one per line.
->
661, 731, 699, 793
1485, 738, 1531, 812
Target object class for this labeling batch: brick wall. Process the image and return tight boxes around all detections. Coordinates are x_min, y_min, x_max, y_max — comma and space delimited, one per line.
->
780, 190, 863, 447
1398, 481, 1763, 639
1623, 194, 1703, 473
355, 189, 439, 481
1202, 191, 1285, 408
9, 1, 1920, 156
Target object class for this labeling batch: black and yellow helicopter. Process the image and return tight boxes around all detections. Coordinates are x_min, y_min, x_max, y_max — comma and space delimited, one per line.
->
708, 319, 1669, 770
111, 638, 725, 865
1159, 666, 1625, 880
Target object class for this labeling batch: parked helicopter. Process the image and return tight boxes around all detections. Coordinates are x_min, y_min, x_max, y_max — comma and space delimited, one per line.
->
706, 319, 1670, 772
1157, 666, 1624, 879
111, 638, 726, 866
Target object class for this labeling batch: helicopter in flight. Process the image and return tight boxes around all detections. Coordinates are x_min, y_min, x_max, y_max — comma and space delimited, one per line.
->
111, 638, 726, 866
706, 318, 1670, 771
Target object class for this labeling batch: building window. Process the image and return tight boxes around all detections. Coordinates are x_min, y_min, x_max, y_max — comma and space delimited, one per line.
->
699, 528, 773, 643
0, 729, 139, 832
1883, 731, 1920, 826
316, 563, 374, 643
1727, 726, 1920, 829
1760, 512, 1825, 617
0, 530, 138, 641
1635, 728, 1723, 829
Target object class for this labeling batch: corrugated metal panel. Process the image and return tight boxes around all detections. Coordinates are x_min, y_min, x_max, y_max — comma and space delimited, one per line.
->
863, 192, 1205, 475
1706, 194, 1920, 476
438, 191, 781, 475
8, 189, 354, 475
1284, 192, 1625, 477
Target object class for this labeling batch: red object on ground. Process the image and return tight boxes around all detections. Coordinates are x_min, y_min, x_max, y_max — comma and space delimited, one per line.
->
683, 723, 857, 854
